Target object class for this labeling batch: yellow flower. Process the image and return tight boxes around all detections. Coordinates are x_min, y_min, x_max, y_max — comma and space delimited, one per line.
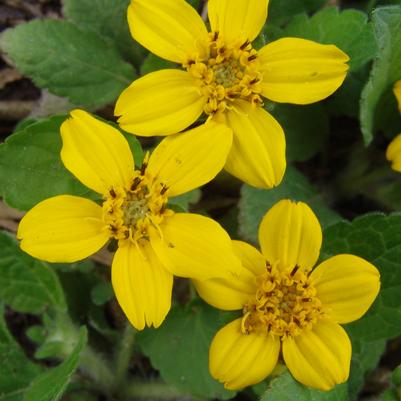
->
115, 0, 349, 189
194, 199, 380, 391
17, 109, 241, 330
386, 80, 401, 171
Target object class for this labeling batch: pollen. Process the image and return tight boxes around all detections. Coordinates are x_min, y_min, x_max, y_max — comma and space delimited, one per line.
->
102, 165, 172, 244
185, 32, 263, 116
241, 263, 325, 339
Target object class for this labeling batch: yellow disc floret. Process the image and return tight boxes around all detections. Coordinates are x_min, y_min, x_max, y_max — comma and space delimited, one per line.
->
241, 263, 325, 339
102, 161, 172, 244
185, 32, 263, 116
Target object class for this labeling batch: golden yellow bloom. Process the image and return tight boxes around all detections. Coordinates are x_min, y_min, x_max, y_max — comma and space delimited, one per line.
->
194, 200, 380, 391
386, 80, 401, 171
17, 109, 241, 330
115, 0, 349, 189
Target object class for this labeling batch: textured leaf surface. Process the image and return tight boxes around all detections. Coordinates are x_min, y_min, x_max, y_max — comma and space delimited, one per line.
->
0, 231, 66, 314
322, 213, 401, 341
23, 327, 87, 401
0, 19, 135, 107
239, 167, 340, 243
137, 300, 237, 400
360, 6, 401, 144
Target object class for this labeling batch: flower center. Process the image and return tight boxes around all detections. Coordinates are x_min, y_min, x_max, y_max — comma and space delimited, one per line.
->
241, 264, 324, 339
102, 167, 171, 243
185, 32, 263, 116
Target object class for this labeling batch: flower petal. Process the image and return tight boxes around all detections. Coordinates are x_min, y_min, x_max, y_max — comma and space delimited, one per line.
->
258, 199, 322, 272
147, 121, 232, 197
209, 318, 280, 390
310, 254, 380, 324
61, 110, 134, 195
17, 195, 109, 263
386, 133, 401, 173
259, 38, 349, 104
112, 241, 173, 330
208, 0, 269, 44
224, 101, 286, 189
115, 70, 205, 136
151, 213, 242, 280
394, 79, 401, 113
282, 320, 351, 391
194, 240, 264, 310
128, 0, 209, 63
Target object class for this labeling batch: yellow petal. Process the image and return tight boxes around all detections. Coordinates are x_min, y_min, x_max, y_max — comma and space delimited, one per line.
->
394, 79, 401, 113
208, 0, 269, 44
209, 318, 280, 390
259, 38, 349, 104
61, 110, 134, 195
112, 241, 173, 330
147, 121, 232, 197
128, 0, 209, 63
386, 133, 401, 173
17, 195, 109, 263
115, 70, 205, 136
194, 240, 264, 310
310, 254, 380, 324
282, 320, 351, 391
258, 199, 322, 272
224, 101, 286, 189
151, 213, 242, 280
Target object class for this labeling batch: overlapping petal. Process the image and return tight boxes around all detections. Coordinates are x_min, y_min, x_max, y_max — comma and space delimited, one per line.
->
115, 69, 205, 136
282, 320, 351, 390
223, 101, 286, 189
311, 254, 380, 324
258, 199, 322, 272
17, 195, 109, 263
259, 38, 349, 104
209, 318, 280, 389
151, 213, 241, 280
386, 133, 401, 173
128, 0, 209, 63
147, 121, 232, 197
112, 241, 173, 330
194, 240, 264, 310
208, 0, 269, 44
61, 110, 134, 194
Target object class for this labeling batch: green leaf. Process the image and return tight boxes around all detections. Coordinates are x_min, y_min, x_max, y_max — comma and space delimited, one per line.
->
168, 189, 201, 212
0, 304, 43, 401
392, 364, 401, 386
0, 231, 66, 314
137, 300, 237, 400
0, 115, 142, 211
260, 371, 348, 401
239, 167, 341, 243
0, 19, 135, 107
63, 0, 146, 66
140, 53, 176, 75
360, 6, 401, 144
321, 213, 401, 341
270, 103, 329, 162
91, 282, 114, 306
268, 0, 327, 25
23, 327, 87, 401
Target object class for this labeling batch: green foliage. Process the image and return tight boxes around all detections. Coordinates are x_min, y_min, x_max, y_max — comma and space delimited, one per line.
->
239, 167, 341, 243
322, 213, 401, 341
63, 0, 145, 66
137, 300, 237, 400
0, 20, 135, 107
0, 231, 66, 314
360, 6, 401, 144
91, 282, 114, 306
0, 115, 142, 211
260, 371, 348, 401
140, 53, 176, 75
23, 327, 87, 401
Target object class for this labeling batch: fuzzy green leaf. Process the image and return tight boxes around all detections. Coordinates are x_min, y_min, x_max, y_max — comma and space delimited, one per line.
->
0, 19, 135, 107
137, 300, 237, 400
0, 231, 66, 314
360, 6, 401, 144
268, 0, 327, 25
